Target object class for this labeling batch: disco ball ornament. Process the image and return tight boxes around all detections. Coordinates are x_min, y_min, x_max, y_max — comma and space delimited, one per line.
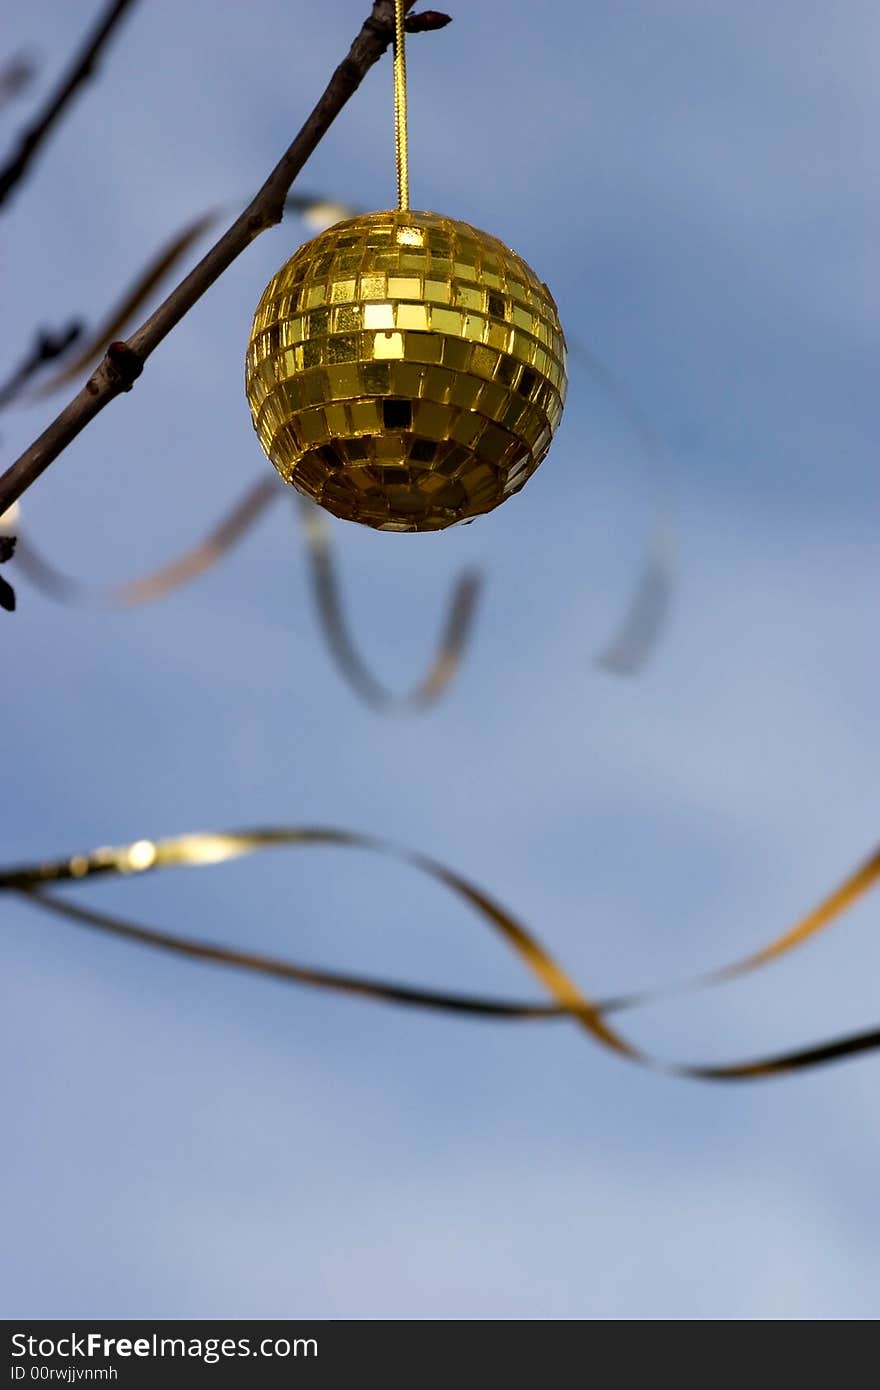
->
245, 209, 566, 532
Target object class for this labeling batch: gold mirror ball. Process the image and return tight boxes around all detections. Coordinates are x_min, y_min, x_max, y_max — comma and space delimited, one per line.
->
245, 210, 566, 532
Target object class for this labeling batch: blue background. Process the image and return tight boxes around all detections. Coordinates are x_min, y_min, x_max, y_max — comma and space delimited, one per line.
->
2, 0, 879, 1318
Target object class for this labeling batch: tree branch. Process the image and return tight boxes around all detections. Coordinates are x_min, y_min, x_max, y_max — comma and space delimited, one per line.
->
0, 2, 451, 518
0, 0, 139, 209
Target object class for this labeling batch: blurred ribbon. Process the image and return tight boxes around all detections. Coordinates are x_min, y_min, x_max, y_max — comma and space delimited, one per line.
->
0, 54, 36, 111
0, 321, 83, 412
5, 490, 481, 711
297, 496, 481, 709
8, 479, 279, 604
595, 521, 675, 677
568, 337, 677, 677
4, 824, 880, 1081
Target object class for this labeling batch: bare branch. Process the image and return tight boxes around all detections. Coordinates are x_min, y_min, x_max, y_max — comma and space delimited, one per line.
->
402, 10, 452, 31
0, 533, 16, 611
0, 3, 451, 518
0, 0, 139, 209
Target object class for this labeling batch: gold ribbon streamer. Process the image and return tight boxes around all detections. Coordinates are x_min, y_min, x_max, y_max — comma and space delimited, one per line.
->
297, 496, 482, 709
595, 524, 675, 677
4, 826, 880, 1081
12, 478, 278, 605
568, 336, 677, 678
9, 492, 480, 712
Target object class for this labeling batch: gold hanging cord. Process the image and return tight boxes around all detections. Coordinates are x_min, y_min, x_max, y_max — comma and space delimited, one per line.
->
393, 0, 410, 210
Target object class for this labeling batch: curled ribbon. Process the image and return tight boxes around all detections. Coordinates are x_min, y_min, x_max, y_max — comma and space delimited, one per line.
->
568, 336, 677, 677
4, 825, 880, 1081
9, 489, 481, 712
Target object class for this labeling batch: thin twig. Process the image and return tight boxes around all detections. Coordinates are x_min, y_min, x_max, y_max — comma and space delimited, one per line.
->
0, 0, 139, 209
0, 534, 16, 611
0, 2, 451, 517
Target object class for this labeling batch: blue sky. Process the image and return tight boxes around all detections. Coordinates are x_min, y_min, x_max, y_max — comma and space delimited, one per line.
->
2, 0, 879, 1319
